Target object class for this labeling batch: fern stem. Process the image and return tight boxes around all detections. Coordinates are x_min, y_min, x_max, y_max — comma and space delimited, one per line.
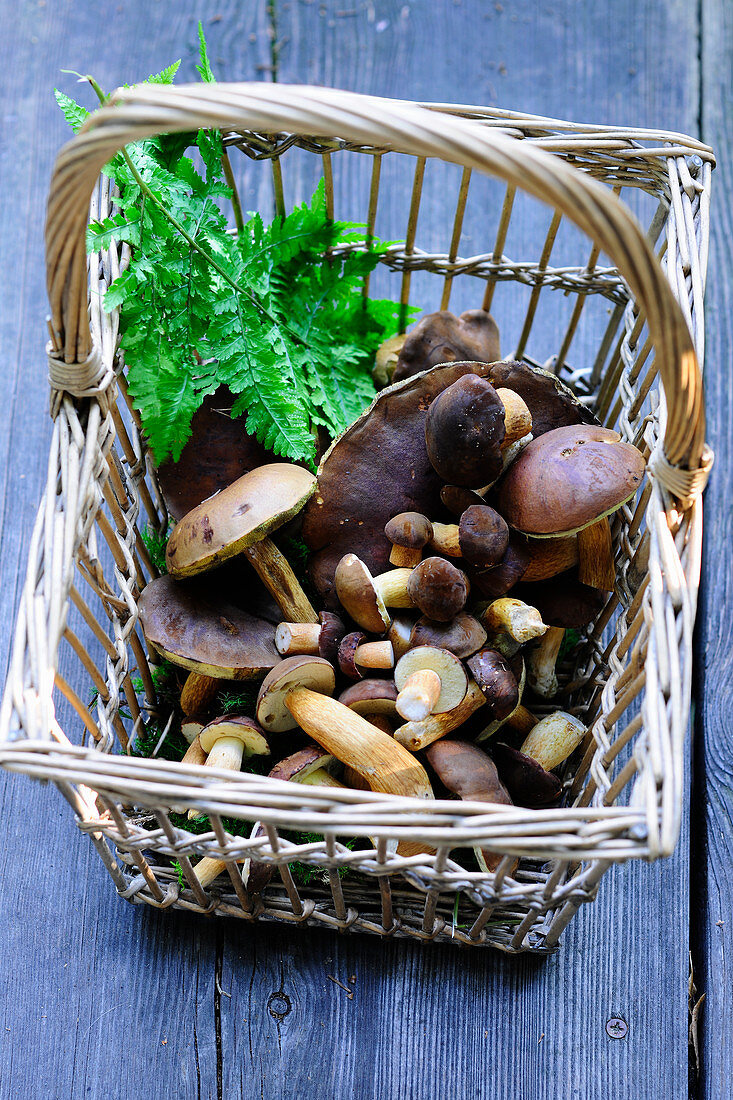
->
221, 147, 245, 234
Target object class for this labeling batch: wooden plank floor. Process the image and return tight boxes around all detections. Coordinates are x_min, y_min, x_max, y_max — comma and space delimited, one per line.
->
0, 1, 728, 1097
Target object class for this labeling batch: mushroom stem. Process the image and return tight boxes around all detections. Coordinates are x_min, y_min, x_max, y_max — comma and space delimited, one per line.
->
393, 679, 486, 751
180, 672, 219, 717
206, 735, 245, 772
373, 569, 415, 608
389, 543, 422, 568
181, 720, 205, 745
526, 626, 566, 698
577, 517, 616, 591
506, 705, 539, 737
387, 616, 416, 660
430, 523, 462, 557
284, 688, 433, 799
521, 536, 579, 583
181, 735, 207, 767
299, 768, 348, 789
354, 640, 395, 671
244, 537, 318, 623
520, 712, 586, 770
396, 669, 442, 722
495, 388, 532, 450
275, 622, 320, 656
193, 857, 228, 889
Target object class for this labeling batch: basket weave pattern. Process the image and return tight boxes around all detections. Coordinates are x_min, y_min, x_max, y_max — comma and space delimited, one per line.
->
0, 86, 714, 951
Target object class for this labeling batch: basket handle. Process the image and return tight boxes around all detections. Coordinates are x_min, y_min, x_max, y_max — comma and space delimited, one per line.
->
45, 82, 709, 490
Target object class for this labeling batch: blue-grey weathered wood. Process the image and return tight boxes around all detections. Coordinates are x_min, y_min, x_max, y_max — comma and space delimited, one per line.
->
0, 0, 717, 1097
696, 1, 733, 1096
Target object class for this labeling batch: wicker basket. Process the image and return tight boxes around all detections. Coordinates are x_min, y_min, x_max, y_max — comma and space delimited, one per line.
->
0, 85, 715, 952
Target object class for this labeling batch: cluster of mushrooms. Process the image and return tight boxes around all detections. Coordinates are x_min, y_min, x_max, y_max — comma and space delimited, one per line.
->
137, 309, 647, 890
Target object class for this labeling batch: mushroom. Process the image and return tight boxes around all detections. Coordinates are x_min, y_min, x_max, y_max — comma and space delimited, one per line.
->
576, 517, 616, 591
156, 388, 277, 522
393, 646, 468, 722
179, 671, 219, 719
469, 537, 533, 601
384, 512, 434, 568
274, 611, 345, 659
392, 309, 500, 383
466, 648, 519, 721
519, 571, 605, 698
269, 744, 346, 789
387, 614, 419, 661
334, 554, 414, 633
424, 374, 531, 487
408, 611, 487, 658
406, 557, 469, 622
480, 597, 548, 657
338, 679, 399, 725
256, 656, 336, 733
491, 711, 587, 807
190, 714, 270, 825
439, 485, 488, 517
393, 678, 487, 752
430, 505, 509, 568
497, 425, 646, 539
284, 689, 433, 799
138, 575, 279, 712
166, 463, 318, 624
425, 740, 514, 873
336, 631, 394, 680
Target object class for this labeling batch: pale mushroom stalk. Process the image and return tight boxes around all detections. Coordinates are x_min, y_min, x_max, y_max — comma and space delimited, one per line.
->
284, 688, 433, 800
243, 538, 318, 623
372, 569, 415, 608
526, 626, 566, 698
577, 516, 616, 591
492, 711, 587, 807
393, 678, 486, 751
430, 523, 462, 557
394, 646, 468, 723
190, 716, 270, 822
275, 622, 321, 656
181, 735, 207, 767
520, 711, 587, 771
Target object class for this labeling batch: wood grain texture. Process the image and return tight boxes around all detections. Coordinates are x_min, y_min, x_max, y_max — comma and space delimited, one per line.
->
695, 1, 733, 1096
0, 0, 715, 1097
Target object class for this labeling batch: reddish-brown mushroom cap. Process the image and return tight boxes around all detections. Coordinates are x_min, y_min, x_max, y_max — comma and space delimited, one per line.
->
199, 715, 270, 756
458, 505, 510, 567
338, 679, 399, 717
138, 575, 279, 679
466, 649, 519, 720
409, 611, 487, 658
425, 374, 506, 487
425, 740, 513, 806
392, 309, 500, 383
440, 485, 488, 516
490, 742, 562, 807
318, 611, 346, 663
406, 557, 469, 622
268, 744, 340, 784
385, 512, 434, 566
338, 630, 369, 680
497, 425, 646, 536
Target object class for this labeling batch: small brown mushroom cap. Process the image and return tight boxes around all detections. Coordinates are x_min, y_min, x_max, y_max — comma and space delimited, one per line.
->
199, 715, 270, 757
338, 630, 368, 680
409, 612, 487, 658
384, 512, 434, 551
256, 656, 336, 732
469, 537, 532, 600
166, 463, 316, 577
459, 505, 510, 567
497, 425, 646, 536
338, 679, 399, 717
490, 743, 562, 807
466, 649, 519, 720
268, 744, 340, 784
406, 557, 469, 622
439, 485, 488, 516
138, 575, 279, 680
392, 309, 500, 383
334, 554, 391, 634
425, 374, 506, 487
318, 611, 346, 664
425, 740, 513, 806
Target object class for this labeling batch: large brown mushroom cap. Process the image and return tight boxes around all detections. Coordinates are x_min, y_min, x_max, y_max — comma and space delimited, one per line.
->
166, 463, 316, 577
392, 309, 500, 383
302, 360, 593, 607
156, 388, 276, 522
334, 554, 391, 634
459, 505, 509, 567
497, 425, 646, 537
425, 374, 505, 486
425, 740, 513, 806
138, 575, 279, 679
